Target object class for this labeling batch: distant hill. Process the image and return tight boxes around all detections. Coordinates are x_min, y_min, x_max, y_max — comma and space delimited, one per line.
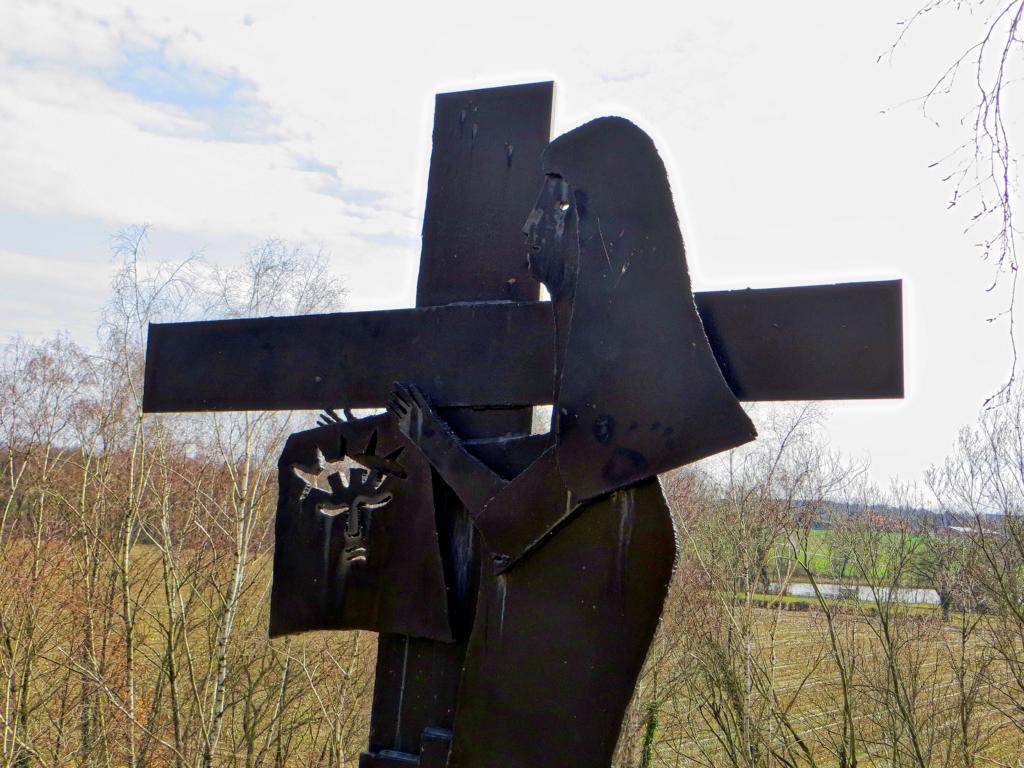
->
798, 499, 1005, 531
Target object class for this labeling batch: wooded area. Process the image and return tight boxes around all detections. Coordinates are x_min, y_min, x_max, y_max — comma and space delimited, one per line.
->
2, 233, 1023, 766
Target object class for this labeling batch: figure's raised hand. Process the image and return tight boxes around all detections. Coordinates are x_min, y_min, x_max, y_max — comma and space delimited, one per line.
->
388, 382, 418, 440
317, 407, 358, 427
317, 408, 344, 427
388, 385, 410, 436
388, 382, 443, 447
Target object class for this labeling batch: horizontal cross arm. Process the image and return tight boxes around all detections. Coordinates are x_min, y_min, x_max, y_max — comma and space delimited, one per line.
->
142, 280, 902, 413
695, 279, 903, 401
143, 301, 553, 413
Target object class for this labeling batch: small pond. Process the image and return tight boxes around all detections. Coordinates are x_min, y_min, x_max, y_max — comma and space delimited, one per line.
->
770, 581, 941, 606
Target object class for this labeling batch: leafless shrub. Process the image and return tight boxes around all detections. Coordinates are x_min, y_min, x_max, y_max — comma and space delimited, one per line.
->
0, 227, 374, 766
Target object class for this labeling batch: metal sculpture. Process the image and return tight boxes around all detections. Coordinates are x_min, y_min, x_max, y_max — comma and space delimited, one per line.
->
384, 118, 759, 765
142, 82, 904, 768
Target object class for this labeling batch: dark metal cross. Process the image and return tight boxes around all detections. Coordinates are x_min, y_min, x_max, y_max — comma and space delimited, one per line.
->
143, 82, 902, 767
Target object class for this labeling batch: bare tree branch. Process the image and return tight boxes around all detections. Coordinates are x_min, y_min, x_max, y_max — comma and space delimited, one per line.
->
883, 0, 1023, 400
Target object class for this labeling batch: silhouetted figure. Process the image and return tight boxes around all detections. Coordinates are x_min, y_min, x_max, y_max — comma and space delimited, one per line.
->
388, 117, 756, 768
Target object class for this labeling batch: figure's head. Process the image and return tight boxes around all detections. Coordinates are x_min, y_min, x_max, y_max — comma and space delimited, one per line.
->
522, 173, 574, 296
536, 116, 757, 501
524, 117, 681, 302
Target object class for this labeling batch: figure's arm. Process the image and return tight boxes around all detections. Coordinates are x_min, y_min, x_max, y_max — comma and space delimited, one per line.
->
389, 384, 577, 571
388, 383, 508, 514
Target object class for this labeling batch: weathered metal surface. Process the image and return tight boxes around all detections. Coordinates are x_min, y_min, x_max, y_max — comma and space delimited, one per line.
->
142, 281, 902, 413
363, 637, 464, 758
540, 118, 756, 501
386, 388, 676, 768
416, 82, 551, 308
452, 479, 675, 767
362, 81, 552, 768
383, 118, 745, 767
270, 414, 452, 641
142, 301, 553, 413
141, 81, 907, 768
696, 279, 904, 401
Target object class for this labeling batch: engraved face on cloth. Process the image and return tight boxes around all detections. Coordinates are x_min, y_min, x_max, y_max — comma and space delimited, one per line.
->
522, 173, 573, 295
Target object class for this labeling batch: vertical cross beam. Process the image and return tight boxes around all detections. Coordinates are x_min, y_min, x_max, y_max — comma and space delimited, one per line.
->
362, 82, 553, 767
417, 82, 553, 308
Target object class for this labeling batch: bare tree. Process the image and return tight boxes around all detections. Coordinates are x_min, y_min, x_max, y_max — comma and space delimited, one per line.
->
637, 404, 863, 768
928, 387, 1024, 741
0, 225, 370, 765
203, 239, 346, 320
0, 335, 89, 766
884, 1, 1023, 394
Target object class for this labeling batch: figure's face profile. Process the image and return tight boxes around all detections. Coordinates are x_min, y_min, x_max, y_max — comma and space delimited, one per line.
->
522, 174, 573, 293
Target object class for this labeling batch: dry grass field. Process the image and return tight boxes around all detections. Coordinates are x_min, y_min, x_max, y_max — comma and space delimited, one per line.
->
6, 529, 1022, 767
635, 603, 1024, 768
3, 280, 1024, 766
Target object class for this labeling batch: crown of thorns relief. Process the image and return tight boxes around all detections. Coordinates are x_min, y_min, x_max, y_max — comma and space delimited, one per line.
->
293, 428, 406, 564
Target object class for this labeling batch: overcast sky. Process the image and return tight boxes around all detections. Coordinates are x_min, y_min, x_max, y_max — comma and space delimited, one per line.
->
0, 1, 1017, 487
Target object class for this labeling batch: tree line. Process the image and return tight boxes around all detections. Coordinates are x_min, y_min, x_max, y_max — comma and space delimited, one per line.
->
1, 229, 1023, 765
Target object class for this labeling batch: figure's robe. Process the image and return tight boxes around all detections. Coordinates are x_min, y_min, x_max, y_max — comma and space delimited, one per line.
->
449, 445, 676, 768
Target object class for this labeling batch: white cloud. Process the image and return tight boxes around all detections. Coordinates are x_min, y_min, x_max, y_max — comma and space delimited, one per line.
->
0, 66, 419, 282
0, 248, 113, 343
0, 0, 1018, 486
